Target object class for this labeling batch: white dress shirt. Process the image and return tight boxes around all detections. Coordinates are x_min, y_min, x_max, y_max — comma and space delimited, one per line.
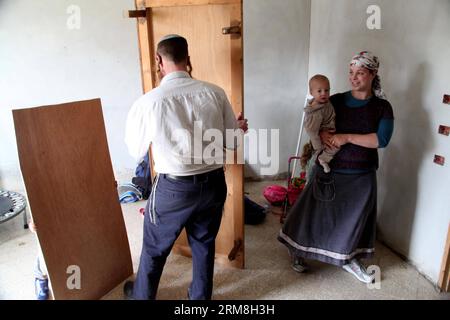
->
125, 71, 239, 176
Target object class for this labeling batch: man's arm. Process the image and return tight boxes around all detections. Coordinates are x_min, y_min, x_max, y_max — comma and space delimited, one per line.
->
236, 112, 248, 133
124, 100, 152, 162
222, 92, 247, 150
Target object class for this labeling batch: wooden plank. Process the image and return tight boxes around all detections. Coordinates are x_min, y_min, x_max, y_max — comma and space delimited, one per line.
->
145, 0, 240, 8
229, 1, 244, 267
135, 0, 155, 93
150, 5, 233, 94
213, 1, 244, 268
12, 99, 133, 299
438, 224, 450, 292
173, 246, 233, 268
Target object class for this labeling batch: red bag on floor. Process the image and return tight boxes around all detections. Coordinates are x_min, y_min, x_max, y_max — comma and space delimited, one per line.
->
287, 173, 307, 206
263, 185, 287, 207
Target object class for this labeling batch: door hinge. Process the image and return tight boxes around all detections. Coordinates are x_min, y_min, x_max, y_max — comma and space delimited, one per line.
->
128, 10, 146, 18
222, 25, 241, 36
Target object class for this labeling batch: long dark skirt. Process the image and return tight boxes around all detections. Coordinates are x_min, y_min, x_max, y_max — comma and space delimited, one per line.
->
278, 165, 377, 266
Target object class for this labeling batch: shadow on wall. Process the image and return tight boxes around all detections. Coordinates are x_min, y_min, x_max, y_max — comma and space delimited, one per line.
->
244, 165, 258, 180
377, 63, 434, 257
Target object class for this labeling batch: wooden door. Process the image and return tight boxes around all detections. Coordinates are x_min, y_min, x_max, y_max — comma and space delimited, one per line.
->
133, 0, 244, 268
13, 99, 133, 299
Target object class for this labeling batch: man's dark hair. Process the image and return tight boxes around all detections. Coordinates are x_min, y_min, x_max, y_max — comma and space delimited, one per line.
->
157, 36, 189, 64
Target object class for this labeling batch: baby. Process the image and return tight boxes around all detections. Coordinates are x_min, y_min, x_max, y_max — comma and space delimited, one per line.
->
304, 74, 339, 173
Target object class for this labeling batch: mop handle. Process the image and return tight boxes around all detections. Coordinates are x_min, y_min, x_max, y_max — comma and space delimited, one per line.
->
291, 95, 310, 179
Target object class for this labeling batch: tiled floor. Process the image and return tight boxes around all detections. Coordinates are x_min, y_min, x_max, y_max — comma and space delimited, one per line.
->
1, 181, 449, 300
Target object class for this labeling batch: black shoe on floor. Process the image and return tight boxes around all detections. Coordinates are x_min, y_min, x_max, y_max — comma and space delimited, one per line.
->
123, 281, 135, 300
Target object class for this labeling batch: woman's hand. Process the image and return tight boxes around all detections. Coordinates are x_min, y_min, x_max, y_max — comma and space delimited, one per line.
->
329, 134, 350, 148
320, 130, 351, 148
320, 129, 336, 148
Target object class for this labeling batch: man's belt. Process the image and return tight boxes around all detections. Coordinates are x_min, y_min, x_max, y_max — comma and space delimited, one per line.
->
164, 168, 223, 183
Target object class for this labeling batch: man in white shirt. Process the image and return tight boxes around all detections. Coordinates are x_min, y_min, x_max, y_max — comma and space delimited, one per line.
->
124, 34, 248, 300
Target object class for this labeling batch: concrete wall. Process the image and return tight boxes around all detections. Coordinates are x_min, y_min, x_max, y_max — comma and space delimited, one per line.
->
308, 0, 450, 284
0, 0, 142, 191
243, 0, 311, 178
1, 0, 448, 285
0, 0, 312, 185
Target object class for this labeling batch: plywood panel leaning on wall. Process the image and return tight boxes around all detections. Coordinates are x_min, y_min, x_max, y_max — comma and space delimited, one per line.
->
12, 99, 133, 299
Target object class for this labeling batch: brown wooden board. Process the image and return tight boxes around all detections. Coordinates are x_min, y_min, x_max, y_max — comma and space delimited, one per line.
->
134, 1, 244, 268
12, 99, 133, 299
135, 0, 155, 93
145, 0, 240, 8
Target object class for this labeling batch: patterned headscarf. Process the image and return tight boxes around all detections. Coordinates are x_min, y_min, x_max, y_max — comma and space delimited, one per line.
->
350, 51, 387, 100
